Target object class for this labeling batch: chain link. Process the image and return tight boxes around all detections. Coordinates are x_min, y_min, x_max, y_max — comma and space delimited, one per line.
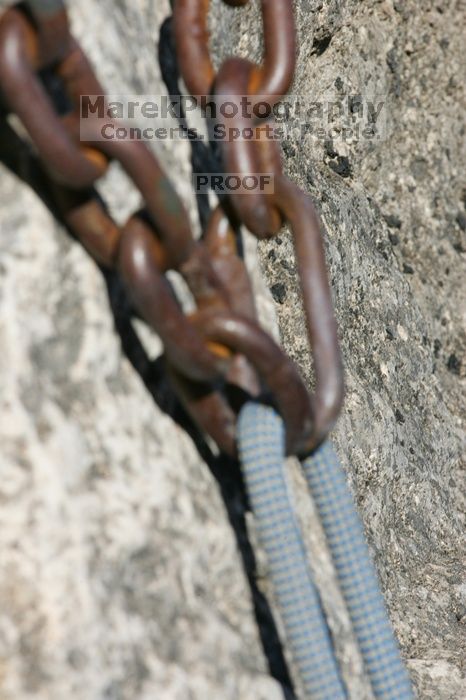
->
174, 0, 344, 452
0, 0, 344, 456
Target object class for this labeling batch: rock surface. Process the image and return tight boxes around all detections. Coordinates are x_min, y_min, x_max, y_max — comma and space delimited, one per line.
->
0, 1, 464, 699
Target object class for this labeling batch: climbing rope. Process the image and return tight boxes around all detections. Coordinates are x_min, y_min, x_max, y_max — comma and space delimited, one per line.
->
238, 404, 346, 700
238, 403, 413, 700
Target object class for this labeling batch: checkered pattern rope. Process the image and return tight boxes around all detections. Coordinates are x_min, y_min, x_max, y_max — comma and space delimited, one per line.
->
238, 403, 413, 700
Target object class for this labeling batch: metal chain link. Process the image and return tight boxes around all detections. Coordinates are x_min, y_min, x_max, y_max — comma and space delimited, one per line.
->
173, 0, 344, 453
0, 0, 344, 457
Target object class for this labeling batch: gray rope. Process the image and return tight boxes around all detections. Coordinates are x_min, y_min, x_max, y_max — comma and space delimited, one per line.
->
238, 403, 346, 700
302, 443, 413, 699
238, 402, 414, 699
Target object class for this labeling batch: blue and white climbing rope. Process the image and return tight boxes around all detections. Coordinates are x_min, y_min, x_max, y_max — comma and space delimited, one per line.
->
302, 442, 413, 700
237, 402, 413, 700
238, 404, 346, 700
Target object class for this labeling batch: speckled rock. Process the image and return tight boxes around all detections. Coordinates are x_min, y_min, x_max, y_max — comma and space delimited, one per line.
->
0, 1, 464, 700
212, 1, 465, 697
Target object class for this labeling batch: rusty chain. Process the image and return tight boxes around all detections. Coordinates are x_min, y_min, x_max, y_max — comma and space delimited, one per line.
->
0, 0, 344, 457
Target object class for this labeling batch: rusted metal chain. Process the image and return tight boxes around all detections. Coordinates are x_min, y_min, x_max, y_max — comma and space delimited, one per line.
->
0, 0, 344, 457
173, 0, 344, 454
173, 0, 295, 101
0, 2, 233, 385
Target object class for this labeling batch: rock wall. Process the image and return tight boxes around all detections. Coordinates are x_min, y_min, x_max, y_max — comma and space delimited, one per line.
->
0, 1, 464, 699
